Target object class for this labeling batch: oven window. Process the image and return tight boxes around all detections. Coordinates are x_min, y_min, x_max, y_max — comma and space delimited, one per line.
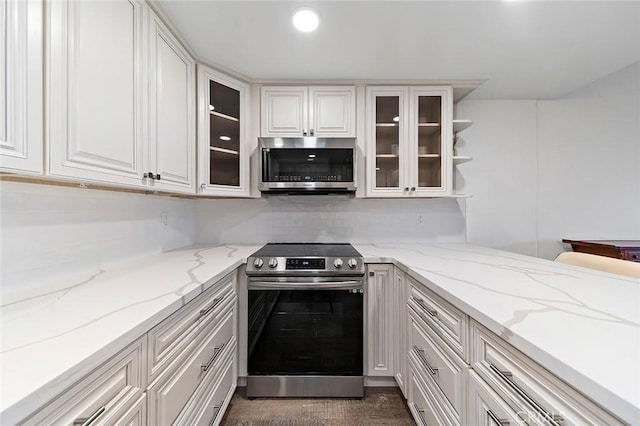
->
262, 148, 354, 183
248, 290, 363, 376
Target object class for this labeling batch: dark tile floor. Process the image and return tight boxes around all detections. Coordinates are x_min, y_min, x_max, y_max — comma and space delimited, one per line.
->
220, 387, 416, 426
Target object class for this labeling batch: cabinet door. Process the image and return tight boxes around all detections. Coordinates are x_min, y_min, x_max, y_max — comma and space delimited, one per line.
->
148, 11, 195, 194
0, 0, 43, 174
47, 0, 146, 188
367, 264, 394, 376
308, 86, 356, 137
260, 86, 308, 137
409, 87, 452, 196
198, 65, 250, 196
365, 87, 409, 197
394, 268, 408, 397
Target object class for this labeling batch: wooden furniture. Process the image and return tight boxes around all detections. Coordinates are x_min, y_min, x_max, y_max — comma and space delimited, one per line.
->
562, 239, 640, 263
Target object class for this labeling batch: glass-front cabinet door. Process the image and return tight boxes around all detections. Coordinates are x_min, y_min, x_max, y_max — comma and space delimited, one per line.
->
197, 65, 250, 196
366, 86, 452, 197
409, 87, 452, 196
366, 87, 408, 195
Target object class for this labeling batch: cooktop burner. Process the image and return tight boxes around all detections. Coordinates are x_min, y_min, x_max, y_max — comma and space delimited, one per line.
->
246, 243, 364, 276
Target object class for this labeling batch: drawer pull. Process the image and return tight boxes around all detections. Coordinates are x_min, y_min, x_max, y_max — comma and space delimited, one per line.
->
416, 408, 427, 426
201, 342, 226, 372
208, 401, 223, 426
487, 409, 510, 425
200, 296, 225, 318
73, 406, 106, 426
489, 364, 565, 426
413, 345, 438, 376
412, 296, 437, 317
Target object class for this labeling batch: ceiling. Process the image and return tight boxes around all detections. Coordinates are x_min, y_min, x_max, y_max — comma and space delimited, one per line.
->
156, 1, 640, 100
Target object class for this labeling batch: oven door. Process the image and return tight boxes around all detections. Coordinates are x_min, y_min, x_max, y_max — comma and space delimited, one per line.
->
247, 276, 364, 379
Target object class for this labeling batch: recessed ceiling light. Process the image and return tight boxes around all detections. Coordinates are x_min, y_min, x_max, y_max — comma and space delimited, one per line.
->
292, 8, 319, 33
219, 136, 231, 141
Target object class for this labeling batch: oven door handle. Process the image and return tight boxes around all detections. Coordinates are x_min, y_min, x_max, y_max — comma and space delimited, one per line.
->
247, 279, 363, 291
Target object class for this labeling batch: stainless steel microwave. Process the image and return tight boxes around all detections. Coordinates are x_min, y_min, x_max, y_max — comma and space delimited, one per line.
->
258, 137, 357, 194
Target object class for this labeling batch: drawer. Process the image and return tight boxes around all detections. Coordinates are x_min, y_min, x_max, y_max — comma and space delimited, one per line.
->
147, 308, 235, 426
148, 272, 236, 381
408, 276, 468, 361
175, 341, 237, 426
112, 393, 146, 426
21, 336, 146, 426
408, 354, 454, 426
468, 370, 527, 426
471, 321, 624, 426
409, 310, 466, 424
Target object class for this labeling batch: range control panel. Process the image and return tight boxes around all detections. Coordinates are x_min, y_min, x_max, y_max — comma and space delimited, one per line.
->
286, 258, 326, 270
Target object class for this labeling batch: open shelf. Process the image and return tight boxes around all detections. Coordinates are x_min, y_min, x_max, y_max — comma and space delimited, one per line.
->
376, 154, 399, 158
418, 154, 441, 158
453, 119, 472, 133
453, 155, 472, 164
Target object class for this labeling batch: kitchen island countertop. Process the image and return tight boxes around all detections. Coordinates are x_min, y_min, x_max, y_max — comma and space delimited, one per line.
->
1, 243, 638, 424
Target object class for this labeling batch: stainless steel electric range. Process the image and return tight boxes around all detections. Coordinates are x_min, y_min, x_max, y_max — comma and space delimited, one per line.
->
245, 243, 365, 398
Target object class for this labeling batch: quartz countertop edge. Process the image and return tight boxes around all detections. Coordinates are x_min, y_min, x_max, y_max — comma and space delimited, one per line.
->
1, 243, 639, 425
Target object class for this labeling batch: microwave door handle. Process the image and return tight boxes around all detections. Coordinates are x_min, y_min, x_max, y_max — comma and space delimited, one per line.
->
262, 148, 269, 181
248, 280, 363, 291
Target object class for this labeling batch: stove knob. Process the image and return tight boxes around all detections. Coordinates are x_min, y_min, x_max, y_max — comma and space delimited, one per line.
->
347, 258, 358, 269
333, 258, 343, 269
268, 258, 278, 269
253, 258, 264, 269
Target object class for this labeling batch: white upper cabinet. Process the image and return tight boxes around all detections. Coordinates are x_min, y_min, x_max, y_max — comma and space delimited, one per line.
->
261, 86, 356, 137
147, 9, 196, 194
197, 65, 251, 197
47, 0, 146, 188
366, 86, 453, 197
0, 0, 43, 174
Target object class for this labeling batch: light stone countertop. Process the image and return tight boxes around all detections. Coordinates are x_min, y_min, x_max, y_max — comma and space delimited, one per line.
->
0, 244, 263, 425
354, 243, 640, 425
1, 243, 639, 425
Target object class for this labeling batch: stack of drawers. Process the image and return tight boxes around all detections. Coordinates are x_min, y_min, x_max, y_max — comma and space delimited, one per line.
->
147, 272, 237, 426
406, 276, 468, 425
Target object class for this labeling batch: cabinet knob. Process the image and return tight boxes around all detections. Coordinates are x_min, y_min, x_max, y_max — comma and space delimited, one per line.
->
303, 130, 308, 136
410, 187, 416, 192
404, 187, 409, 191
200, 183, 207, 190
310, 129, 314, 136
155, 174, 161, 181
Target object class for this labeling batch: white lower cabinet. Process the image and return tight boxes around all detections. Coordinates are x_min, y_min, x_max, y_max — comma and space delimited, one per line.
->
147, 305, 235, 425
173, 342, 236, 426
468, 370, 524, 426
408, 308, 466, 425
393, 267, 408, 396
366, 264, 394, 376
408, 354, 451, 426
20, 336, 147, 426
469, 321, 624, 426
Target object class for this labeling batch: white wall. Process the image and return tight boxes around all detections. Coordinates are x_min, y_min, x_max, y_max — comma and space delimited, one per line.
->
458, 62, 640, 259
537, 62, 640, 259
0, 181, 197, 296
456, 100, 538, 256
194, 196, 466, 244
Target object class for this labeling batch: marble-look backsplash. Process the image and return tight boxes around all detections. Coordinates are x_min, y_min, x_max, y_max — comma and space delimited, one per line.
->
0, 181, 197, 296
195, 195, 466, 244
